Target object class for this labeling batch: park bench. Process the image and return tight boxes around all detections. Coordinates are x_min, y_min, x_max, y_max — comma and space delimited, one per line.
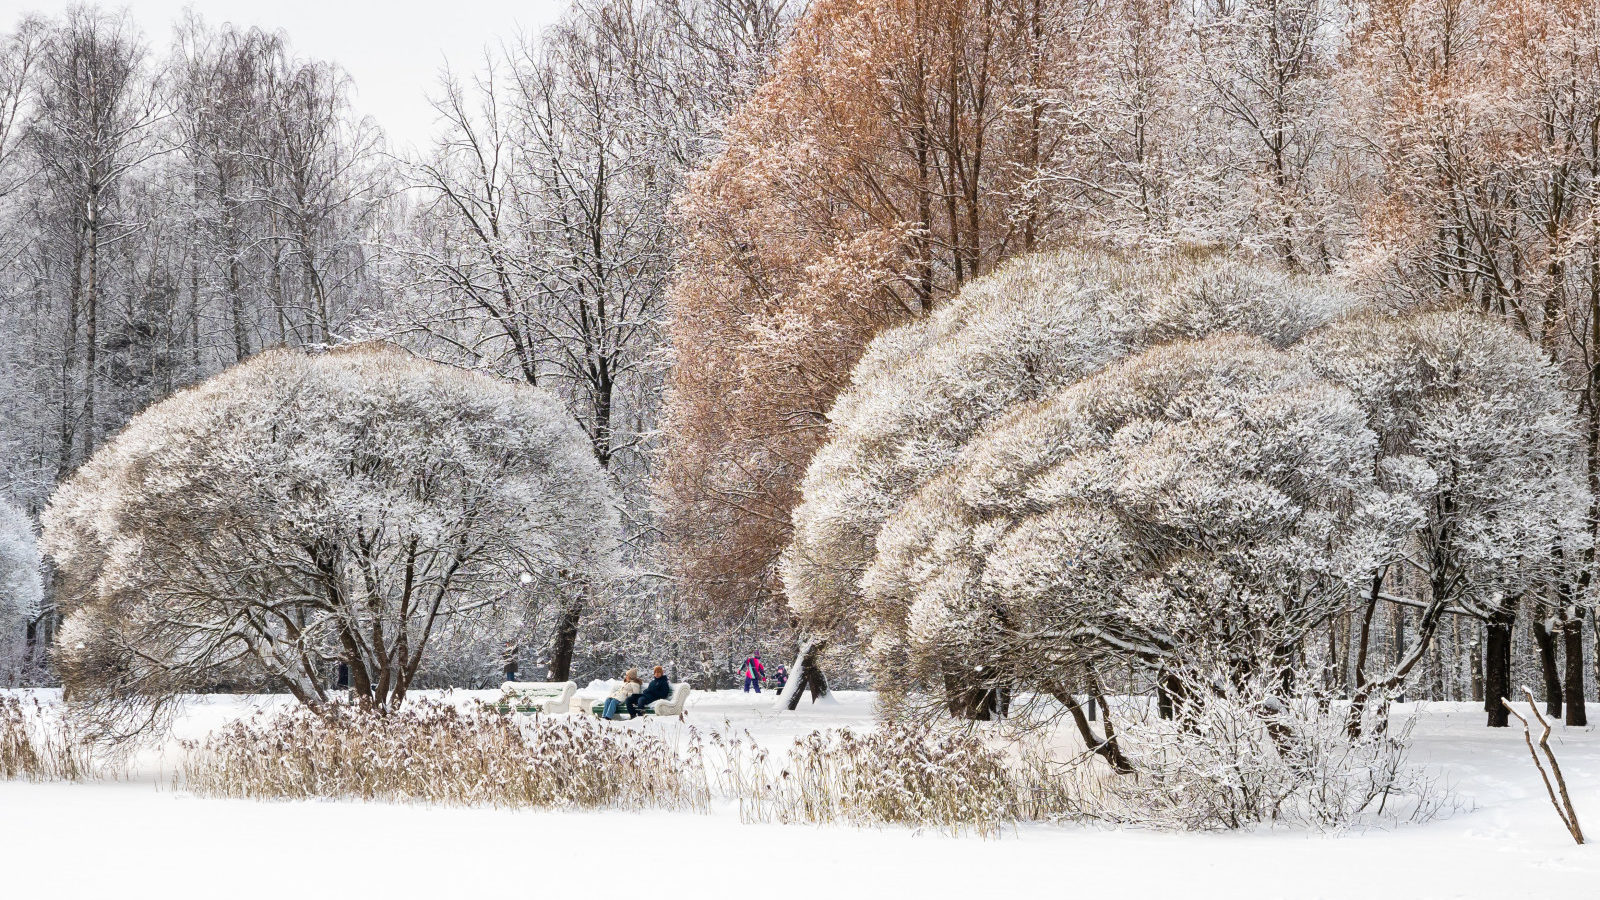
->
495, 681, 578, 715
588, 683, 693, 719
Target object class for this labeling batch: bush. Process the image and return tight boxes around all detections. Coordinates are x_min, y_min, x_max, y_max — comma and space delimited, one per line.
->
1097, 679, 1447, 831
44, 344, 615, 734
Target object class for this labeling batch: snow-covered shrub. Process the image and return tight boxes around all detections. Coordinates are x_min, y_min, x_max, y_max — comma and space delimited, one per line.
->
179, 700, 709, 810
43, 344, 616, 738
792, 247, 1589, 726
0, 499, 43, 683
1098, 677, 1446, 831
863, 334, 1383, 702
782, 248, 1357, 687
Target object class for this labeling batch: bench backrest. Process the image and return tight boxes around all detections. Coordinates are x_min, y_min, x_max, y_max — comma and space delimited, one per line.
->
501, 681, 575, 702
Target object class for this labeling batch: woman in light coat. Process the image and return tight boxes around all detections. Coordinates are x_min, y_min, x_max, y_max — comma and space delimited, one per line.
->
602, 669, 642, 719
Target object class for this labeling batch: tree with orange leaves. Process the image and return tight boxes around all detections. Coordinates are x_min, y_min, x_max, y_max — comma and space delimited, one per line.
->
659, 0, 1081, 703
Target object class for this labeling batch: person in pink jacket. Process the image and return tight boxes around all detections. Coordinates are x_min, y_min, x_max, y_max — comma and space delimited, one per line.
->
740, 652, 766, 693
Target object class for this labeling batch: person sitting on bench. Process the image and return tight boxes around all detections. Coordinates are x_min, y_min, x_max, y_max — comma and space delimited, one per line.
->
602, 669, 642, 719
628, 666, 671, 716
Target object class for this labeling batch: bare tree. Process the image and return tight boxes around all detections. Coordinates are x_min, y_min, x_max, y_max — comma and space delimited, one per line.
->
27, 9, 165, 476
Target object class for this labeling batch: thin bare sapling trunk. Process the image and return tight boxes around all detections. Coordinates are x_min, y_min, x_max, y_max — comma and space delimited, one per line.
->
1503, 687, 1585, 845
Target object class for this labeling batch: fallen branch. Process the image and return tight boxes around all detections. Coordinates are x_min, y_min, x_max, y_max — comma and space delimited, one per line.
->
1503, 687, 1585, 845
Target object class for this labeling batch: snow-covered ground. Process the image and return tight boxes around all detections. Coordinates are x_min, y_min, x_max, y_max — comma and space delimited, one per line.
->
1, 689, 1594, 899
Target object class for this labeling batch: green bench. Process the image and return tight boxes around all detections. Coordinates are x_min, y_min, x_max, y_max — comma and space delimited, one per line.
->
589, 683, 692, 719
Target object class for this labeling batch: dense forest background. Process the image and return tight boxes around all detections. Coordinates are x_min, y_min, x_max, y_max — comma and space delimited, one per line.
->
2, 0, 1598, 708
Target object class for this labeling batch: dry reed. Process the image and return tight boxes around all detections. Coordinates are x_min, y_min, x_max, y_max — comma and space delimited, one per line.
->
177, 700, 712, 811
710, 721, 1083, 836
0, 695, 98, 781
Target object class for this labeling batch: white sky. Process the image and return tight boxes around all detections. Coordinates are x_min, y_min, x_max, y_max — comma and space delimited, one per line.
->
0, 1, 569, 152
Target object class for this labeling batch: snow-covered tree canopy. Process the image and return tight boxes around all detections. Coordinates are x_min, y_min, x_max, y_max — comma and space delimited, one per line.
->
43, 344, 616, 735
782, 249, 1358, 662
788, 249, 1592, 711
1297, 310, 1590, 670
863, 335, 1381, 693
0, 498, 43, 628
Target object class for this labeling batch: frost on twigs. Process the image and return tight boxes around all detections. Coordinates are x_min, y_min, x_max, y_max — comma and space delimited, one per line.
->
1093, 674, 1450, 831
42, 343, 616, 741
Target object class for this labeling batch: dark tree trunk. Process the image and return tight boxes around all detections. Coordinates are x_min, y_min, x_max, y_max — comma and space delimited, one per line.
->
546, 595, 584, 683
1046, 682, 1132, 774
1562, 614, 1588, 727
942, 666, 1001, 720
22, 619, 37, 671
1484, 610, 1515, 727
1533, 618, 1564, 718
1471, 631, 1484, 703
1156, 670, 1184, 719
783, 640, 830, 711
1593, 609, 1600, 719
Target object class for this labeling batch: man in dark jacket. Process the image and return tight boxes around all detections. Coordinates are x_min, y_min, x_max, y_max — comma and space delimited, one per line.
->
628, 666, 672, 716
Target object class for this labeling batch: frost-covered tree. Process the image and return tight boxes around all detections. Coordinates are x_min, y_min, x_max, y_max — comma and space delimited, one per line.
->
43, 344, 615, 738
798, 250, 1592, 737
863, 335, 1382, 725
783, 249, 1357, 710
0, 498, 44, 684
1299, 310, 1592, 726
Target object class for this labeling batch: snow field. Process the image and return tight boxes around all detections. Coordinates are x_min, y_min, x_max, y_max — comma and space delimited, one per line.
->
0, 690, 1594, 899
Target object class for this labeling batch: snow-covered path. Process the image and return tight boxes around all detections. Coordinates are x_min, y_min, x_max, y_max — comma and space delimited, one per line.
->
0, 692, 1594, 899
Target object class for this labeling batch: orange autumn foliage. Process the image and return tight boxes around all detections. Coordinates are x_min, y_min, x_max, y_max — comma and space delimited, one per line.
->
659, 0, 1082, 619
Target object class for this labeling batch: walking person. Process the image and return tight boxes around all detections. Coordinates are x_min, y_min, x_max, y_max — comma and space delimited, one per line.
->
741, 652, 766, 693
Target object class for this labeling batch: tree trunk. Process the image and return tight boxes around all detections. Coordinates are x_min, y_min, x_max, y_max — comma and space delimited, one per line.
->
1562, 613, 1588, 727
778, 639, 830, 711
22, 618, 38, 675
84, 187, 99, 451
1484, 610, 1514, 727
1533, 618, 1564, 718
1390, 602, 1407, 701
1471, 631, 1484, 703
1045, 681, 1132, 775
1156, 670, 1185, 719
546, 594, 584, 682
944, 680, 1001, 720
57, 229, 83, 482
